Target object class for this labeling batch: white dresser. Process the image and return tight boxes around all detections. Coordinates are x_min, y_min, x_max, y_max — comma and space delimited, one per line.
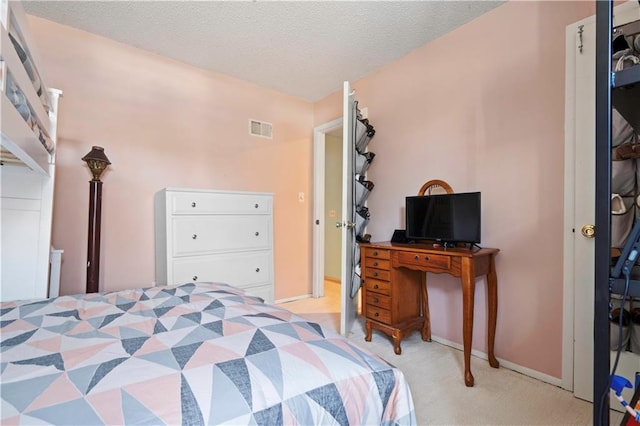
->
154, 188, 274, 303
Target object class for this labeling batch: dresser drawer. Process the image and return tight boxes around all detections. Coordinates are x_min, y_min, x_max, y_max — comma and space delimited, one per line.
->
365, 268, 390, 281
365, 257, 390, 270
172, 251, 272, 288
395, 251, 451, 271
364, 278, 390, 295
171, 192, 272, 215
366, 305, 391, 324
172, 215, 271, 256
363, 248, 390, 260
365, 292, 391, 310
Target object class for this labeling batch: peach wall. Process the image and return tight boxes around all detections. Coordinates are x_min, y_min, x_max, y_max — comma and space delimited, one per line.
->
315, 1, 594, 379
28, 16, 314, 300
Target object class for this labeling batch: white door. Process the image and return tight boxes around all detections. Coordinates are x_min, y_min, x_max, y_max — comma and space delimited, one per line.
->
340, 81, 358, 336
565, 2, 640, 403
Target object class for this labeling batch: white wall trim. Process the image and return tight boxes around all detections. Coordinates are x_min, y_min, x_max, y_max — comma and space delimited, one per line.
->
431, 336, 562, 388
275, 294, 312, 304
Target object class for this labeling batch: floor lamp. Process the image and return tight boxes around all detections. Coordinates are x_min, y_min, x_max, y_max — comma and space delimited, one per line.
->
82, 146, 111, 293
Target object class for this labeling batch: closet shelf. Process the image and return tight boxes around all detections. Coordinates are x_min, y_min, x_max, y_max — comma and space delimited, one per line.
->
612, 66, 640, 133
610, 277, 640, 298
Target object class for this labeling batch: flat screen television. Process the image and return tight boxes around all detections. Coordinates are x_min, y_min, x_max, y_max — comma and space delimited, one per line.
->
405, 192, 481, 245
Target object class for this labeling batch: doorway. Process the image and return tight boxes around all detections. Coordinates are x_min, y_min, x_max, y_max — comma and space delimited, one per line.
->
563, 1, 640, 404
313, 118, 343, 300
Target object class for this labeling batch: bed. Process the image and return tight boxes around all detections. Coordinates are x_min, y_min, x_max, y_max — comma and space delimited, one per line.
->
0, 282, 416, 425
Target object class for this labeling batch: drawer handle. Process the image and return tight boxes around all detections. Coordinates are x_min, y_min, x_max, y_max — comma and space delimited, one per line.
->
374, 312, 379, 317
255, 203, 259, 209
373, 272, 378, 277
414, 255, 419, 260
373, 251, 378, 256
191, 202, 196, 208
425, 256, 430, 261
373, 261, 378, 267
256, 268, 260, 273
192, 234, 198, 240
373, 284, 379, 289
373, 297, 379, 303
255, 231, 260, 236
192, 275, 198, 281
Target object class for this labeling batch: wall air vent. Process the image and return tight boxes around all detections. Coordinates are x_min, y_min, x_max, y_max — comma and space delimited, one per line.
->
249, 119, 273, 139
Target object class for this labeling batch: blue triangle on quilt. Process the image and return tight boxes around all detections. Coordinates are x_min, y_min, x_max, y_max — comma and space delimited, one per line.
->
12, 353, 64, 371
171, 341, 203, 369
305, 383, 349, 426
216, 358, 252, 407
210, 362, 253, 422
1, 329, 36, 349
245, 350, 283, 396
1, 306, 17, 316
121, 389, 164, 425
245, 329, 276, 356
0, 372, 60, 411
201, 320, 223, 335
308, 339, 360, 365
98, 313, 124, 328
17, 299, 53, 317
25, 396, 103, 425
138, 349, 181, 370
181, 312, 201, 324
0, 319, 16, 328
86, 357, 128, 394
180, 373, 205, 425
204, 298, 225, 310
155, 287, 177, 298
153, 320, 168, 334
121, 336, 149, 355
262, 323, 300, 340
116, 301, 136, 312
175, 326, 221, 347
170, 316, 200, 331
372, 369, 395, 410
46, 309, 80, 321
152, 306, 174, 318
253, 403, 284, 425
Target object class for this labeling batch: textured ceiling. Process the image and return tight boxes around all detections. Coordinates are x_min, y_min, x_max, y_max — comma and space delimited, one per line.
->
23, 1, 504, 102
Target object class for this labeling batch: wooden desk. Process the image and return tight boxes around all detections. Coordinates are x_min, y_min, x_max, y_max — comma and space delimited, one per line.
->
360, 241, 500, 387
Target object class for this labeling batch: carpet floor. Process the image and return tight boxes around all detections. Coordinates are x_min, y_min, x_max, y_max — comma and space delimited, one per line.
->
278, 282, 624, 425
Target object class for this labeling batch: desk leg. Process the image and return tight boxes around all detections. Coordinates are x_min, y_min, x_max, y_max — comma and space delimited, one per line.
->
421, 274, 431, 342
487, 254, 500, 369
461, 257, 475, 387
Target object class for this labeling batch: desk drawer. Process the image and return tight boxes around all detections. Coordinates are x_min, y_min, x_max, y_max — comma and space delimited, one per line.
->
365, 258, 390, 270
364, 248, 390, 260
366, 292, 391, 310
367, 305, 391, 324
365, 268, 390, 281
395, 251, 451, 271
364, 278, 390, 295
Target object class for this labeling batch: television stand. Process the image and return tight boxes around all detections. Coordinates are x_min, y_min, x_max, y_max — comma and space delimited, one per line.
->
360, 241, 500, 387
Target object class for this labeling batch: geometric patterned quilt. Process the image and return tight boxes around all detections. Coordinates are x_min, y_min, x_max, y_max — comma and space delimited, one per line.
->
1, 282, 416, 425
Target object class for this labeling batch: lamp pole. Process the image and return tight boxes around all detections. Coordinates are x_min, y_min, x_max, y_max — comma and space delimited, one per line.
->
82, 146, 111, 293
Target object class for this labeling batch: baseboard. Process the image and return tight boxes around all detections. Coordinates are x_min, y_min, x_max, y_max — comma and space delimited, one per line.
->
275, 293, 312, 304
324, 276, 340, 284
431, 335, 563, 388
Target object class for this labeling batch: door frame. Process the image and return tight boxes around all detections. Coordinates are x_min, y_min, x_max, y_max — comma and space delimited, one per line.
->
312, 118, 343, 298
562, 0, 639, 393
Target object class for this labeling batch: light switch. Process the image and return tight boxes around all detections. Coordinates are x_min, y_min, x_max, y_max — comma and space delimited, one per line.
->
298, 192, 305, 202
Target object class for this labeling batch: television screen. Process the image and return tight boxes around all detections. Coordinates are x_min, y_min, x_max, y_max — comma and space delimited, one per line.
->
405, 192, 481, 244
